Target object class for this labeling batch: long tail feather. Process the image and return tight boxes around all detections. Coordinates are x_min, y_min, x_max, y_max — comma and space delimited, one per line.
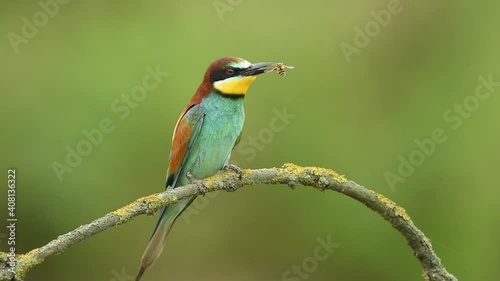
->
135, 198, 193, 281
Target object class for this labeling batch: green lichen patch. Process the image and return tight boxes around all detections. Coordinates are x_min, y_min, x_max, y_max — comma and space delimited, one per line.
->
15, 250, 44, 280
281, 163, 348, 186
374, 192, 413, 223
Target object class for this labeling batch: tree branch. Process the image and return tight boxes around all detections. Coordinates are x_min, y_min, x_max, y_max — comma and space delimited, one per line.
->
0, 163, 457, 281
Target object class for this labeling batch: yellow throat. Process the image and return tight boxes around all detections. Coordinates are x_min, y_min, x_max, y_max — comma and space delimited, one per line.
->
213, 76, 256, 95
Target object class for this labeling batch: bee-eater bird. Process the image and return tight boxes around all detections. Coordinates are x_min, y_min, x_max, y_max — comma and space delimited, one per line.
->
135, 57, 287, 281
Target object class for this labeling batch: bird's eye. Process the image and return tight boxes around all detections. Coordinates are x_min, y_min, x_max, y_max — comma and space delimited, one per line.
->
226, 68, 235, 75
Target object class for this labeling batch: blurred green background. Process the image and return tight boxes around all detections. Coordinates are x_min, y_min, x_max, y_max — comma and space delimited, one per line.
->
1, 0, 499, 280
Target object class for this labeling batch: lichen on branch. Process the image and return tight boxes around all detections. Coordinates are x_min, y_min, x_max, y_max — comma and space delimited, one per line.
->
0, 163, 457, 281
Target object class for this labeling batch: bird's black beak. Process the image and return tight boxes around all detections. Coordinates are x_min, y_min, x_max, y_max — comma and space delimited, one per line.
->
240, 62, 279, 76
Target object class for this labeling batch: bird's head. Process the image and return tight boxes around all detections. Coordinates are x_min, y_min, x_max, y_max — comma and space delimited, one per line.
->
204, 57, 279, 96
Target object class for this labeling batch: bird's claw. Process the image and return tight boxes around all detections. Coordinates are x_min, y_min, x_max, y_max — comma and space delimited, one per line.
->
187, 171, 206, 196
224, 164, 243, 180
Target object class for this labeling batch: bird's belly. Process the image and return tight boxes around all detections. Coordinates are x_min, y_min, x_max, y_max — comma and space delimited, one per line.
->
178, 114, 243, 185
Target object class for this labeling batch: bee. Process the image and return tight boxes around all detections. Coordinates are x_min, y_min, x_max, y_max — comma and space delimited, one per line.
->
273, 63, 294, 77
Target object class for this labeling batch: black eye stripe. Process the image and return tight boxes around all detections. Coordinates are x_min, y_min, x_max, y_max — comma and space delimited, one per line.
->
210, 67, 242, 82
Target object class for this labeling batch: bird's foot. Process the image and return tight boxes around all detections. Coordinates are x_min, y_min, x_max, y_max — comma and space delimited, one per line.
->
187, 171, 206, 196
224, 164, 243, 180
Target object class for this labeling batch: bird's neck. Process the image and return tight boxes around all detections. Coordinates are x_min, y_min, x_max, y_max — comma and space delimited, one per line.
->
201, 89, 245, 112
